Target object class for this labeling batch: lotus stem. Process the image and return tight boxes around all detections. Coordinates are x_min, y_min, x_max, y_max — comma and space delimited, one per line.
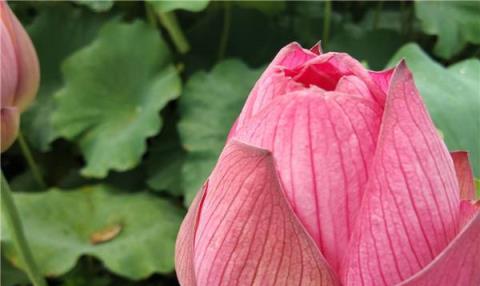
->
157, 11, 190, 54
17, 131, 46, 189
145, 2, 158, 29
1, 171, 47, 286
218, 1, 232, 60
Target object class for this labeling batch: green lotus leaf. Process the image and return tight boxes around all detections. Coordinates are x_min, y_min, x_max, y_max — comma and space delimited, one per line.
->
415, 1, 480, 59
23, 5, 104, 151
1, 185, 184, 279
178, 60, 260, 205
52, 20, 181, 178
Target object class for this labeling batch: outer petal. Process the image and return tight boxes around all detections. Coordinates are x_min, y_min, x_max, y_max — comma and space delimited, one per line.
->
269, 42, 319, 70
1, 17, 17, 106
342, 61, 460, 286
175, 182, 207, 286
451, 151, 476, 200
399, 211, 480, 286
0, 1, 40, 111
234, 43, 317, 133
1, 106, 19, 152
191, 140, 339, 286
234, 88, 382, 272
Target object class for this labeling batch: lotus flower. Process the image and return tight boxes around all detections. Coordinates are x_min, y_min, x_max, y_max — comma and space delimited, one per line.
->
176, 43, 479, 286
1, 0, 39, 152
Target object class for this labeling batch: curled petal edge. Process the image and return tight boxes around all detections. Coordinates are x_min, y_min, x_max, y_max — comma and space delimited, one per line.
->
175, 140, 339, 286
451, 151, 476, 200
399, 210, 480, 286
175, 182, 207, 286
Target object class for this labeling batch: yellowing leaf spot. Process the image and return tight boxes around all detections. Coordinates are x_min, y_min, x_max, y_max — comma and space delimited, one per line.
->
90, 223, 122, 245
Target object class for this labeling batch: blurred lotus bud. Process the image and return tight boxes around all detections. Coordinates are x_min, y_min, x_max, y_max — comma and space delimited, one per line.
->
1, 1, 39, 152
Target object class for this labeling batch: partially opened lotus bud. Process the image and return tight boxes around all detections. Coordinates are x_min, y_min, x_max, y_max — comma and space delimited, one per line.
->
175, 43, 480, 286
0, 0, 40, 152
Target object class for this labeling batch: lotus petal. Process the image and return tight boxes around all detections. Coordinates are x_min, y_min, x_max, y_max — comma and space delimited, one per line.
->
0, 106, 19, 152
399, 211, 480, 286
234, 87, 382, 271
287, 53, 386, 104
451, 151, 476, 200
369, 68, 394, 95
310, 42, 323, 55
342, 61, 460, 286
176, 140, 339, 285
175, 182, 208, 286
234, 43, 317, 133
0, 1, 39, 111
1, 18, 17, 106
459, 200, 479, 228
335, 75, 374, 100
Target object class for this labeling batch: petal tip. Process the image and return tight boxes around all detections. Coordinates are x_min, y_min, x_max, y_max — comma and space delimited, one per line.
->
228, 139, 273, 158
310, 41, 323, 55
397, 58, 407, 68
393, 59, 410, 76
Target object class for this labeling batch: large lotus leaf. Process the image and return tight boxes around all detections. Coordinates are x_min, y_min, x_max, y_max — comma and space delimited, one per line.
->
389, 43, 480, 175
52, 20, 181, 178
178, 60, 260, 205
22, 5, 104, 151
147, 0, 210, 13
0, 185, 184, 280
415, 1, 480, 59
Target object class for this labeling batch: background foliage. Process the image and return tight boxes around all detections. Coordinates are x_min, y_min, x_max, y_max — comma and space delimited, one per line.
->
2, 1, 479, 285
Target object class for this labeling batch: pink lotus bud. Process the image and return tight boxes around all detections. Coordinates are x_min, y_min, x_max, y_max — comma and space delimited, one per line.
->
176, 43, 479, 285
1, 0, 39, 152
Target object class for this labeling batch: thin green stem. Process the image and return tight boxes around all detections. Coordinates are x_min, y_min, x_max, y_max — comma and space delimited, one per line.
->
1, 172, 47, 286
145, 2, 158, 29
322, 0, 331, 48
218, 1, 232, 60
157, 11, 190, 54
17, 132, 46, 189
